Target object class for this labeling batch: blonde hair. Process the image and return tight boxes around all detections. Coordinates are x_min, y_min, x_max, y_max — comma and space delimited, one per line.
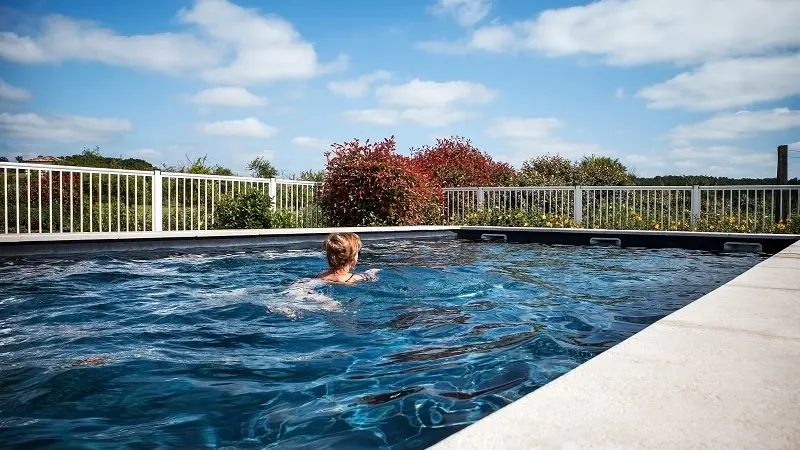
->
322, 232, 362, 270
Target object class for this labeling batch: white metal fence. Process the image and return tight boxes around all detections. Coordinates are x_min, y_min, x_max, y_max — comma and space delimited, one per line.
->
446, 185, 800, 231
3, 160, 799, 235
1, 162, 322, 234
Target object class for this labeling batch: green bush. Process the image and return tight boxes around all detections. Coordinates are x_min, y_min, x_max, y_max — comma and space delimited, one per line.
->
271, 209, 299, 228
454, 207, 577, 228
516, 154, 635, 187
518, 155, 577, 186
787, 215, 800, 234
214, 188, 276, 229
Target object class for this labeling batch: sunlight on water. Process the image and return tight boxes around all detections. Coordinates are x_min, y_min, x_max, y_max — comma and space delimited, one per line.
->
0, 239, 764, 449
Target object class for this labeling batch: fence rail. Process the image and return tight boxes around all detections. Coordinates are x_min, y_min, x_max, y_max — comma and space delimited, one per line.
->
3, 161, 799, 235
1, 162, 322, 234
446, 185, 800, 232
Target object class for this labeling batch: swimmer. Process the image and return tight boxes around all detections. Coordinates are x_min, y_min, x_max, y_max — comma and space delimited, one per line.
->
317, 232, 379, 284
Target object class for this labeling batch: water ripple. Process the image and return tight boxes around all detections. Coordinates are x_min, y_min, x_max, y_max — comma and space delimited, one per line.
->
0, 240, 763, 449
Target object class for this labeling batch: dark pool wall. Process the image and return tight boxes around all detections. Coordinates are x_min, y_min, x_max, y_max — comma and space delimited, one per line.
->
456, 227, 800, 255
0, 230, 458, 258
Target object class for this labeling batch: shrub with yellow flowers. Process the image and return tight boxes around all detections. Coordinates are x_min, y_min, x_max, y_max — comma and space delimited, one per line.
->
455, 207, 577, 228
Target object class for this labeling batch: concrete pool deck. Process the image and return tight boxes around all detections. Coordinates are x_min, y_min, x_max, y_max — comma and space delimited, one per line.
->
429, 238, 800, 450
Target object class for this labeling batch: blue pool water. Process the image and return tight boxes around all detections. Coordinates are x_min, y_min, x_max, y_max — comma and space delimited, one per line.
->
0, 239, 764, 449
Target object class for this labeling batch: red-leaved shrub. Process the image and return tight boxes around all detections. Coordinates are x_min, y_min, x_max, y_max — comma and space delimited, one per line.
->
319, 137, 442, 226
28, 171, 81, 207
410, 136, 516, 187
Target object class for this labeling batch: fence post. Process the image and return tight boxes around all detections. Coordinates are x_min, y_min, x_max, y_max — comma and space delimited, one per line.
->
775, 144, 789, 223
477, 187, 485, 209
151, 170, 163, 232
573, 186, 583, 226
690, 185, 701, 227
268, 178, 277, 211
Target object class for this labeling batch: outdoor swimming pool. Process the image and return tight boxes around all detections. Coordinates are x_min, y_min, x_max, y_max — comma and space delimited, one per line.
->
0, 238, 765, 449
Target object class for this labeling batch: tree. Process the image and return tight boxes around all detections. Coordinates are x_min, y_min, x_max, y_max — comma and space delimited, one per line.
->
61, 146, 156, 171
410, 136, 516, 187
299, 169, 324, 182
319, 136, 441, 226
247, 156, 278, 179
15, 156, 23, 163
162, 155, 233, 175
518, 154, 577, 186
0, 156, 8, 162
577, 155, 635, 186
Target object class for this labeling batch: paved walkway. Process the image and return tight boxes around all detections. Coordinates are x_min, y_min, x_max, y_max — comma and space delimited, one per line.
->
430, 240, 800, 450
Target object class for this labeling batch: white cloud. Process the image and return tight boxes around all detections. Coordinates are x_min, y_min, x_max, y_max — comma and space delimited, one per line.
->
669, 108, 800, 143
0, 15, 221, 73
423, 0, 800, 64
428, 0, 492, 28
177, 0, 344, 85
376, 79, 495, 107
526, 0, 800, 65
790, 141, 800, 151
416, 22, 523, 54
0, 78, 31, 102
187, 86, 266, 107
624, 146, 774, 177
0, 0, 344, 85
291, 136, 330, 150
0, 112, 132, 142
416, 0, 800, 112
637, 54, 800, 111
487, 116, 604, 166
197, 117, 276, 138
327, 70, 392, 98
345, 78, 495, 128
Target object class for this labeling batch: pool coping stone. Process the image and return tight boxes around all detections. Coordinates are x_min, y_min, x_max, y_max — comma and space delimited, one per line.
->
1, 226, 798, 257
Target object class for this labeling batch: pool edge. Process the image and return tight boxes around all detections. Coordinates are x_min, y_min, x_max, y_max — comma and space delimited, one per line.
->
1, 226, 798, 257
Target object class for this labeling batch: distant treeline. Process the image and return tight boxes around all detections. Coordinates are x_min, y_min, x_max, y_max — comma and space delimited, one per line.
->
635, 175, 800, 186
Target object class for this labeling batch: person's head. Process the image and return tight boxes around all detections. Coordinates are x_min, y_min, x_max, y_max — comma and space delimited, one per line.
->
322, 232, 362, 272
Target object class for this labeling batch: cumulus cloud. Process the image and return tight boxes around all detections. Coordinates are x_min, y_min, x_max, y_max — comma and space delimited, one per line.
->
0, 112, 132, 142
623, 146, 774, 178
419, 0, 800, 63
0, 0, 345, 85
486, 116, 605, 166
428, 0, 492, 28
291, 136, 331, 150
638, 54, 800, 111
344, 79, 496, 127
327, 70, 392, 98
197, 117, 276, 138
0, 78, 31, 102
668, 108, 800, 143
416, 0, 800, 112
187, 86, 266, 107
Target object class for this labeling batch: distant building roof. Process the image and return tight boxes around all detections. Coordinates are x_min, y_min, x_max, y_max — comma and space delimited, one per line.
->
24, 155, 63, 164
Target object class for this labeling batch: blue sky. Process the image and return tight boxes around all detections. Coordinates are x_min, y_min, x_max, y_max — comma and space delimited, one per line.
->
0, 0, 798, 178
